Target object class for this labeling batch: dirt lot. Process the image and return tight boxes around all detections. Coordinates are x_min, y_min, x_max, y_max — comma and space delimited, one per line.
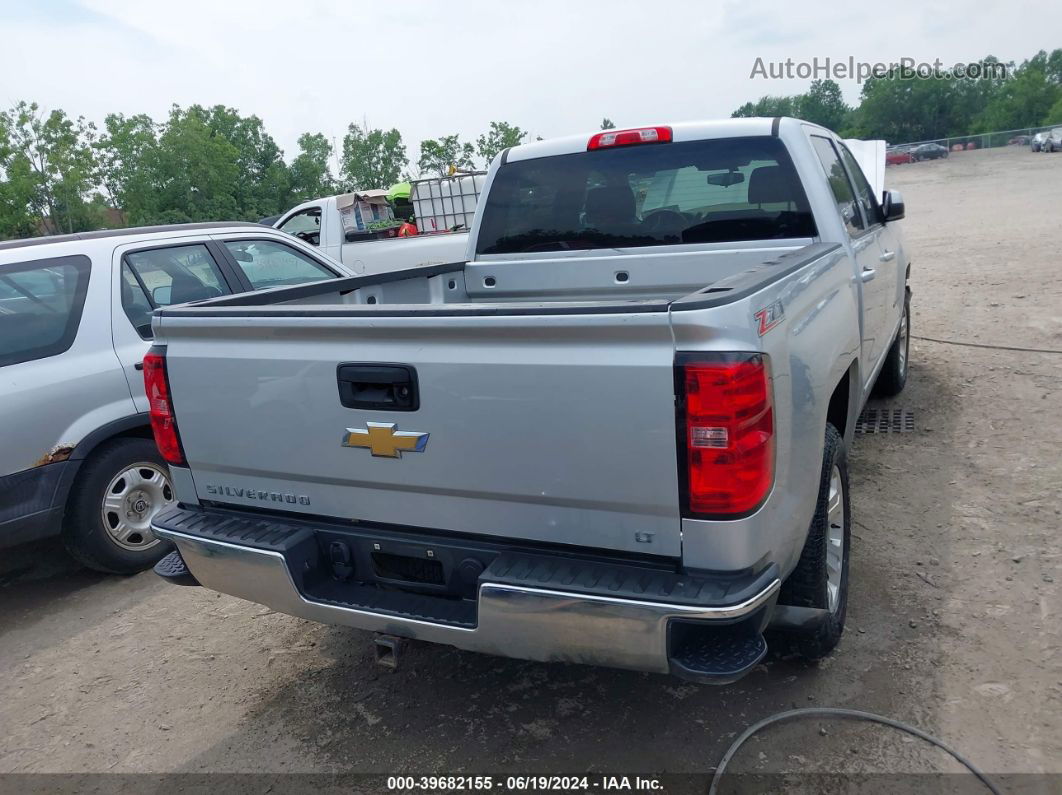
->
1, 146, 1060, 788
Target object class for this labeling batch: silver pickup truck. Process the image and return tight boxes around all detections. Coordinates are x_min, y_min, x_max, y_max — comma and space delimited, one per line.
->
149, 118, 910, 683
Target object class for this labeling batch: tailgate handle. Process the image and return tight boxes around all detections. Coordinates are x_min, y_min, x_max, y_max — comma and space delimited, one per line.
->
337, 363, 419, 411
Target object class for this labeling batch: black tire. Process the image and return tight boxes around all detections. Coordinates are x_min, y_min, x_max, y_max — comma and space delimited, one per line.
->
62, 437, 174, 574
873, 290, 911, 397
776, 423, 851, 659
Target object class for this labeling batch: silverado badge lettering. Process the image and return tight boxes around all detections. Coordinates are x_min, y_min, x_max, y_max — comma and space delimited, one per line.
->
205, 484, 310, 505
342, 422, 429, 458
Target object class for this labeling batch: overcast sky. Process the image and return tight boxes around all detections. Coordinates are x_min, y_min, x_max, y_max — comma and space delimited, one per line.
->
1, 0, 1058, 168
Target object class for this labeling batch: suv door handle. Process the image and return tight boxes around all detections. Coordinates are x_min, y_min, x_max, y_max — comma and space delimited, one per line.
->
879, 250, 896, 262
861, 267, 876, 283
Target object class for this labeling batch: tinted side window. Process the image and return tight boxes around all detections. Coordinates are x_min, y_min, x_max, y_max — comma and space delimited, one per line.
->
222, 240, 334, 290
838, 144, 882, 226
809, 136, 865, 237
120, 263, 155, 339
125, 244, 229, 307
0, 255, 91, 368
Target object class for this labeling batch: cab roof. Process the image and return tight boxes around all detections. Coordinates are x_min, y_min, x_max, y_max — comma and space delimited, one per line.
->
503, 118, 781, 164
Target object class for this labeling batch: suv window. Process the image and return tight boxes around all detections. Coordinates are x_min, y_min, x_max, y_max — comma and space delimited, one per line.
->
279, 207, 322, 246
0, 255, 91, 368
124, 244, 229, 310
475, 136, 816, 255
222, 240, 334, 290
837, 143, 882, 226
120, 263, 155, 339
809, 136, 865, 237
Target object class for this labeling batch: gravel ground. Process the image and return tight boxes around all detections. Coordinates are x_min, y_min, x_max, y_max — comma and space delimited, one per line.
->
1, 145, 1059, 788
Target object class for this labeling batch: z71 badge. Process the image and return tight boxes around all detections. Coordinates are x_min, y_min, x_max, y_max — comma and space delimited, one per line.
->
754, 300, 785, 336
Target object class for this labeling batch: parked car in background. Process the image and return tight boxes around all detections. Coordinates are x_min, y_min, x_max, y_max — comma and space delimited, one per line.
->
886, 147, 914, 165
1009, 135, 1031, 146
1041, 128, 1062, 152
1030, 132, 1046, 152
0, 223, 349, 573
911, 143, 949, 161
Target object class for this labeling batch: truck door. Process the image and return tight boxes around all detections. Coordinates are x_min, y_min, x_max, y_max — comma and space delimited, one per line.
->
808, 135, 890, 387
836, 141, 904, 358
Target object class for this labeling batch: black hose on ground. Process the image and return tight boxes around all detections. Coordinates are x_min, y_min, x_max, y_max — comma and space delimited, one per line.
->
708, 707, 1002, 795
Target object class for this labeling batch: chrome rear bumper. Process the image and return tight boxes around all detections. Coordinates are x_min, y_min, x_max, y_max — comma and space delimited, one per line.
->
155, 526, 780, 677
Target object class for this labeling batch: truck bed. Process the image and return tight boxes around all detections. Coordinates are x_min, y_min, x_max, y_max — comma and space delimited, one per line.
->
157, 243, 836, 317
152, 241, 838, 559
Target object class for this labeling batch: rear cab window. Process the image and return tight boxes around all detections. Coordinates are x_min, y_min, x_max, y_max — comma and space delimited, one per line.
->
475, 136, 816, 255
0, 255, 91, 367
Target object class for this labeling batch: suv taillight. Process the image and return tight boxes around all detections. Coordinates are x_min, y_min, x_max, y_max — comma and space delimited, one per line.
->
143, 349, 185, 466
677, 354, 774, 517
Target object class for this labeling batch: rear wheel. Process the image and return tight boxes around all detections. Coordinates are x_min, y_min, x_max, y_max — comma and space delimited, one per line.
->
873, 291, 910, 397
776, 423, 851, 659
63, 438, 174, 574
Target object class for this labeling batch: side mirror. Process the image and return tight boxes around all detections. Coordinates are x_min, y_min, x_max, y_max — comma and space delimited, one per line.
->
882, 189, 905, 222
151, 285, 172, 305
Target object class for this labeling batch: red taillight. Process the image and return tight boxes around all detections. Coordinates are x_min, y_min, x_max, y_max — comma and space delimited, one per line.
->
143, 350, 185, 466
587, 125, 672, 150
679, 354, 774, 516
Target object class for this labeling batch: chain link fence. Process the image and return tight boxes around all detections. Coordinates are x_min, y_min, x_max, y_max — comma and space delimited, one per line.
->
893, 124, 1059, 151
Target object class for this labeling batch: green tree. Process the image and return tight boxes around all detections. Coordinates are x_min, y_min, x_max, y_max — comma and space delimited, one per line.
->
847, 70, 966, 141
975, 51, 1061, 131
95, 113, 160, 225
150, 104, 241, 224
341, 125, 407, 190
417, 134, 476, 176
4, 101, 103, 235
0, 111, 40, 239
476, 121, 526, 166
1044, 96, 1062, 125
798, 80, 851, 132
196, 105, 290, 219
731, 81, 850, 131
289, 132, 336, 202
731, 95, 799, 118
600, 118, 616, 130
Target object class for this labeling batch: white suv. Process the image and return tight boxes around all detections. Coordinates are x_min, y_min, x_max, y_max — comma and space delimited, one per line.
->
0, 222, 349, 573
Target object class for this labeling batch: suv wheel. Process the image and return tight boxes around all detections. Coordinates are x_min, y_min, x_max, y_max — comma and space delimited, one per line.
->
63, 437, 175, 574
775, 423, 851, 659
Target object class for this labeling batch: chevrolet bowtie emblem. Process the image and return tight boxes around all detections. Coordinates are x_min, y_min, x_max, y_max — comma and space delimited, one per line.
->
342, 422, 429, 458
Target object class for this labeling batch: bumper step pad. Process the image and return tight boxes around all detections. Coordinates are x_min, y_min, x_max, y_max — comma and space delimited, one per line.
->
153, 550, 200, 586
669, 628, 768, 684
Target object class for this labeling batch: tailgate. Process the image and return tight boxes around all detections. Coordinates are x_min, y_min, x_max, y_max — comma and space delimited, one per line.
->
162, 310, 681, 556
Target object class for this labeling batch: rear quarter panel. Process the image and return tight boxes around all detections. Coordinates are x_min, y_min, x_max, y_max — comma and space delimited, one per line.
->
0, 243, 136, 477
671, 243, 858, 575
